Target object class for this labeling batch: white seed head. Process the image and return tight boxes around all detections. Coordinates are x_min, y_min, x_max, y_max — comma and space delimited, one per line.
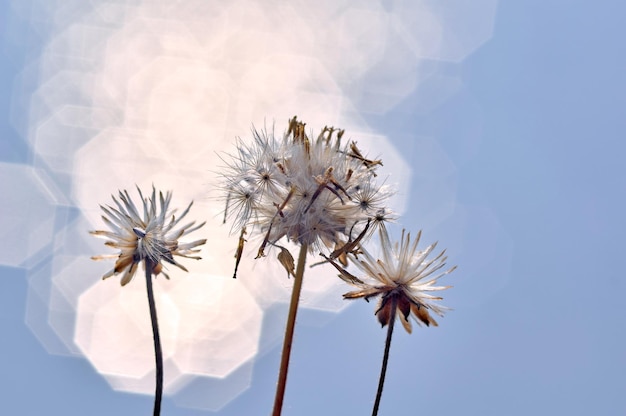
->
90, 186, 206, 286
220, 117, 395, 269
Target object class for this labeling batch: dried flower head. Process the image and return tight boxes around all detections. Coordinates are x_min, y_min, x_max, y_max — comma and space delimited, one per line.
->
91, 186, 207, 286
324, 226, 455, 333
220, 116, 394, 277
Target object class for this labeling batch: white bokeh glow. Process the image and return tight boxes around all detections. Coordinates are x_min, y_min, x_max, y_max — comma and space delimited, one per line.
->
74, 272, 262, 395
14, 0, 497, 410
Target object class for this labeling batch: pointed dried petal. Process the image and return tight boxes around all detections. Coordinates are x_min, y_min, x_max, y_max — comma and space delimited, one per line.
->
397, 295, 411, 320
277, 247, 295, 278
399, 310, 413, 334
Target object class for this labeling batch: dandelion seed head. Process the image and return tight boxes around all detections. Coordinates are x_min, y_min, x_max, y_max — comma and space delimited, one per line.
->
327, 226, 455, 333
91, 186, 206, 286
220, 117, 394, 267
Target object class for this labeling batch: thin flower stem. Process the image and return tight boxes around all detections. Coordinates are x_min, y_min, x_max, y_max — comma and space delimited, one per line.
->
272, 243, 309, 416
145, 260, 163, 416
372, 297, 397, 416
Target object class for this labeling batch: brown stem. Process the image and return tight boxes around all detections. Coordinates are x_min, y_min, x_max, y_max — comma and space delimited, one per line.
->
145, 260, 163, 416
271, 243, 308, 416
372, 296, 397, 416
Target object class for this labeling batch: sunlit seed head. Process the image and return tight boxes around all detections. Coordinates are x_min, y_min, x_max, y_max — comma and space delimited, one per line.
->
219, 116, 395, 275
326, 226, 455, 333
90, 186, 207, 286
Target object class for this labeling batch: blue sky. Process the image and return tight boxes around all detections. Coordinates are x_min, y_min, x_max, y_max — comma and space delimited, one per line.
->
1, 1, 625, 415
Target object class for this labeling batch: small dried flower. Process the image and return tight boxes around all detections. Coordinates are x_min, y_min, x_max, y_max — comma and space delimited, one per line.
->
220, 116, 394, 277
324, 226, 455, 333
91, 186, 206, 286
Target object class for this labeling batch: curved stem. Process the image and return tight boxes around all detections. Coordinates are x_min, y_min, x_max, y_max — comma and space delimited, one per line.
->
145, 260, 163, 416
272, 243, 308, 416
372, 297, 397, 416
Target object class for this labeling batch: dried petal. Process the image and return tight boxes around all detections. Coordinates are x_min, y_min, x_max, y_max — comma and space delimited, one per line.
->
277, 247, 295, 278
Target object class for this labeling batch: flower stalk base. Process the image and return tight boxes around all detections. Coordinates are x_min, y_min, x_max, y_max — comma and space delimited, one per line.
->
272, 243, 309, 416
372, 296, 397, 416
145, 261, 163, 416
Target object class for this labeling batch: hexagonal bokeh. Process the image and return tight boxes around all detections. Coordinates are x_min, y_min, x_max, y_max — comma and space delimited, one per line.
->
25, 214, 129, 357
0, 162, 64, 267
47, 255, 103, 356
74, 271, 263, 395
389, 0, 498, 63
168, 274, 263, 378
14, 0, 499, 411
75, 277, 181, 390
33, 103, 120, 174
172, 360, 256, 412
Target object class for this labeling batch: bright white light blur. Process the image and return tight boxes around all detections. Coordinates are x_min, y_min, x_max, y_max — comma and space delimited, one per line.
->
74, 272, 262, 394
75, 278, 180, 381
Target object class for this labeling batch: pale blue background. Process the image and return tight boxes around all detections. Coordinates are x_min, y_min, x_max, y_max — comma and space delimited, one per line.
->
1, 1, 625, 415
